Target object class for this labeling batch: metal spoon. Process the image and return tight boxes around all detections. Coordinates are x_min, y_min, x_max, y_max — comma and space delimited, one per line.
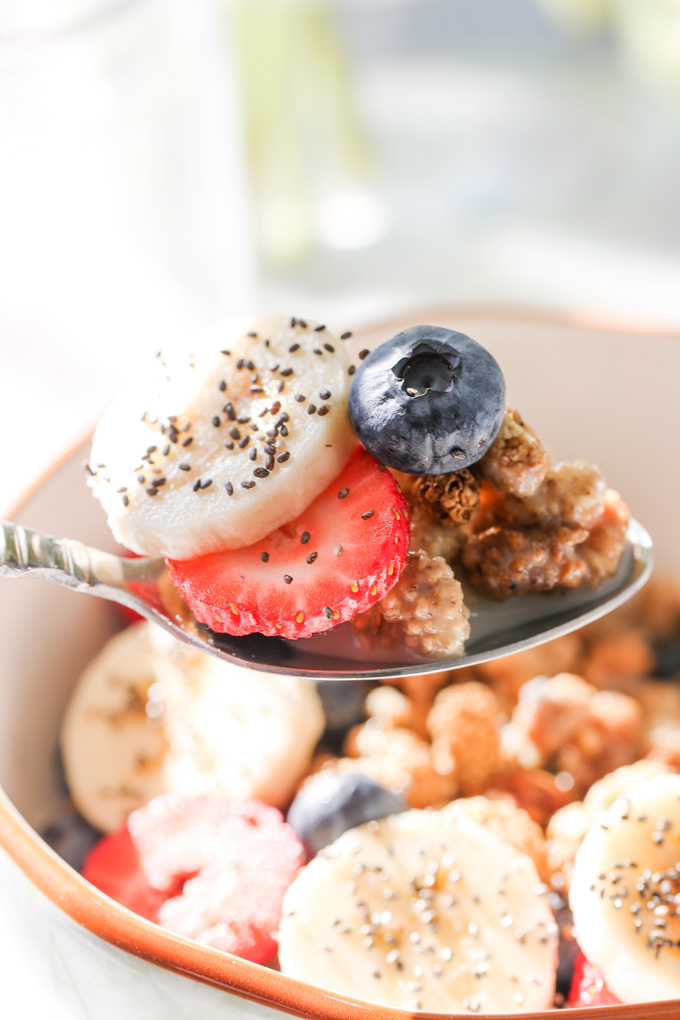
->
0, 517, 652, 680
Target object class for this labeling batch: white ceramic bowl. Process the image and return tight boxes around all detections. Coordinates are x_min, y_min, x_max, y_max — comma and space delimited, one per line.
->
1, 309, 679, 1020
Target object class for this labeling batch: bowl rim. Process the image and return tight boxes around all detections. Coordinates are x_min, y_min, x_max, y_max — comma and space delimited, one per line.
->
1, 305, 679, 1020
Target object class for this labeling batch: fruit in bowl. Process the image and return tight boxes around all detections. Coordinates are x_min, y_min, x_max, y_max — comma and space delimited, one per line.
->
0, 311, 679, 1018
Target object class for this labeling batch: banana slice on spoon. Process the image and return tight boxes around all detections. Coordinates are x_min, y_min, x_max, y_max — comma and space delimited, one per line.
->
88, 314, 357, 559
278, 808, 558, 1013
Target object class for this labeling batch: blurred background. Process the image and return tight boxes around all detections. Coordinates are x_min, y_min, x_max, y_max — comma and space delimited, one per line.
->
2, 0, 680, 509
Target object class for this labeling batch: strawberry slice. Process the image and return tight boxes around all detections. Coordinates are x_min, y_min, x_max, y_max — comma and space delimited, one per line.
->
568, 952, 621, 1007
167, 448, 410, 638
81, 822, 167, 923
82, 793, 305, 963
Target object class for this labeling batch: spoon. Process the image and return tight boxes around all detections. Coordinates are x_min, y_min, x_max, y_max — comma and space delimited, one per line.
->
0, 517, 652, 680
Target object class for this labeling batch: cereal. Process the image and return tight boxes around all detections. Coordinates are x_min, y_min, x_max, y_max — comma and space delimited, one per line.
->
408, 502, 470, 561
353, 550, 470, 658
364, 685, 429, 739
502, 767, 574, 828
505, 460, 606, 529
427, 682, 512, 796
411, 468, 480, 525
477, 408, 551, 498
578, 489, 630, 588
462, 459, 629, 602
582, 629, 654, 691
462, 523, 589, 600
508, 673, 642, 794
477, 632, 584, 712
340, 721, 458, 809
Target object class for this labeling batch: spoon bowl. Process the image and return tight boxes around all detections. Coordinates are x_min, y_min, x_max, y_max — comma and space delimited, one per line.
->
0, 515, 652, 680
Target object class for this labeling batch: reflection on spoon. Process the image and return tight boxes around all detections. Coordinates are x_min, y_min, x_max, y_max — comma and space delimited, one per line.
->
0, 517, 653, 681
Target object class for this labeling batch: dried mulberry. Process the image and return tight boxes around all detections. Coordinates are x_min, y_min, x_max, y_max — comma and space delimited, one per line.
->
412, 468, 480, 525
478, 408, 551, 498
462, 523, 588, 600
427, 681, 512, 796
353, 550, 470, 658
408, 502, 469, 561
508, 672, 642, 794
578, 489, 629, 587
505, 460, 606, 529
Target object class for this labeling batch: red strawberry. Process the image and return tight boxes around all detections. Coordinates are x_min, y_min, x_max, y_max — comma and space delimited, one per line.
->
167, 448, 410, 638
82, 794, 305, 963
568, 952, 621, 1007
81, 822, 167, 923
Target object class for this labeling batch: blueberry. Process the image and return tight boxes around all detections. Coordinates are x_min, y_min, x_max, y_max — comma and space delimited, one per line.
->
348, 326, 505, 475
287, 771, 406, 855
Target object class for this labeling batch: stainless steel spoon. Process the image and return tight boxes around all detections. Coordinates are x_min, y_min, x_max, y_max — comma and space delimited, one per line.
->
0, 517, 652, 680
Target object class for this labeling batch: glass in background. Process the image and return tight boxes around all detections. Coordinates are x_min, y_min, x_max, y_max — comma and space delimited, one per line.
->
227, 0, 680, 329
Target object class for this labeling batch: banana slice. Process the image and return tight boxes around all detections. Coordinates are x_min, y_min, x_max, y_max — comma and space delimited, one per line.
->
88, 314, 357, 558
278, 809, 558, 1013
60, 623, 324, 833
570, 772, 680, 1004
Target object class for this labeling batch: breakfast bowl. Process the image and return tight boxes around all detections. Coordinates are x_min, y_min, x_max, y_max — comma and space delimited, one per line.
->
1, 308, 679, 1019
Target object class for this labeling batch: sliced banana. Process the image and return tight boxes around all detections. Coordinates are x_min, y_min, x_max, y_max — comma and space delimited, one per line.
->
88, 314, 357, 558
60, 623, 324, 833
278, 809, 558, 1013
570, 772, 680, 1004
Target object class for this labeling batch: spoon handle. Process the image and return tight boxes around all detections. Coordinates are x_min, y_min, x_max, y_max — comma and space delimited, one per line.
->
0, 520, 125, 593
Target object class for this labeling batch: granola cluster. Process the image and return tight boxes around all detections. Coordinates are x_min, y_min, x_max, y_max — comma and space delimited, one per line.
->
411, 468, 480, 524
505, 460, 607, 528
304, 575, 680, 900
466, 463, 630, 601
407, 502, 470, 562
507, 672, 643, 794
462, 523, 589, 599
355, 405, 630, 656
478, 408, 551, 498
427, 681, 512, 796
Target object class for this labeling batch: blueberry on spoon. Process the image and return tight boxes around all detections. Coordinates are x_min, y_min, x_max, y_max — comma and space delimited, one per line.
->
348, 326, 505, 475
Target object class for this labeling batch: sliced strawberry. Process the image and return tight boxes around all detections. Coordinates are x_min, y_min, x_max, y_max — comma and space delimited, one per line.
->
568, 952, 621, 1007
167, 448, 410, 638
82, 793, 305, 963
81, 821, 167, 923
